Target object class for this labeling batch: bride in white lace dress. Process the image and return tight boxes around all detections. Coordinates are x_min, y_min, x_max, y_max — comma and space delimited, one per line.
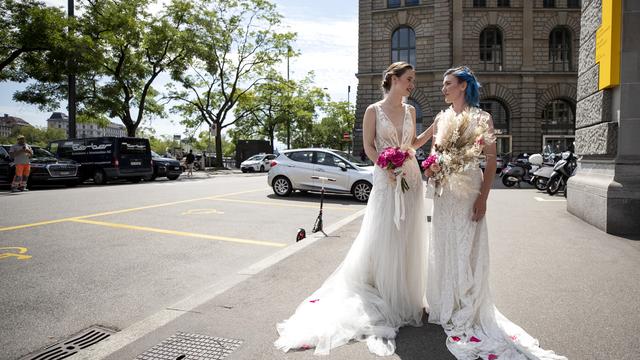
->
274, 62, 434, 356
425, 66, 566, 360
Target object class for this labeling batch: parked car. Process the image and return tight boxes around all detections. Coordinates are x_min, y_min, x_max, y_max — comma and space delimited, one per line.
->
241, 153, 276, 173
149, 151, 182, 180
479, 153, 508, 173
267, 148, 373, 202
48, 137, 152, 185
0, 145, 80, 187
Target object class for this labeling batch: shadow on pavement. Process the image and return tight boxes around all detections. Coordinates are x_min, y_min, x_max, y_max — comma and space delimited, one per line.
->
266, 191, 364, 206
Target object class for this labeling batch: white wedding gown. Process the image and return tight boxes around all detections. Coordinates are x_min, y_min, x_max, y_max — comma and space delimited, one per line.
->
427, 107, 566, 360
275, 103, 428, 356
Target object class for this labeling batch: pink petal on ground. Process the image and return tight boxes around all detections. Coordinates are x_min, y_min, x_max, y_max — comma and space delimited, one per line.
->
470, 336, 481, 342
301, 344, 312, 349
309, 299, 320, 303
510, 335, 518, 341
488, 354, 498, 360
450, 336, 461, 342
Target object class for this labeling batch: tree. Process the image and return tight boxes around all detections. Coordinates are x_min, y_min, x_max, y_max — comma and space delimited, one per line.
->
0, 126, 66, 147
276, 78, 327, 149
311, 101, 355, 150
0, 0, 69, 79
166, 0, 295, 166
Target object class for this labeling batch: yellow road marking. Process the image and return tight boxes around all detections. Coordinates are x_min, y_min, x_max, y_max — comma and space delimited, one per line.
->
0, 188, 269, 232
69, 219, 286, 248
0, 247, 32, 260
209, 198, 359, 211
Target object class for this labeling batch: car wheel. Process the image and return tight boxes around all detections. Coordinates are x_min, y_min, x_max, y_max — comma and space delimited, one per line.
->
241, 169, 247, 173
272, 176, 292, 197
260, 165, 265, 172
129, 177, 142, 183
93, 170, 106, 185
167, 174, 180, 180
352, 181, 372, 202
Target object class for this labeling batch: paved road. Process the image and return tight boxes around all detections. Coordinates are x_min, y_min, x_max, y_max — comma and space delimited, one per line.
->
0, 173, 366, 360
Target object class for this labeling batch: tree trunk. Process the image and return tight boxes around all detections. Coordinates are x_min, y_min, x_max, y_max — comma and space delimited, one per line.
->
215, 122, 223, 168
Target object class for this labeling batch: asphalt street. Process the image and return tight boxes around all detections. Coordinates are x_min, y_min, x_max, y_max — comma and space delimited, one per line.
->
0, 173, 366, 360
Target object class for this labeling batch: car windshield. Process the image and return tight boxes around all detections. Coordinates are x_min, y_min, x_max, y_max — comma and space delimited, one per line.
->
151, 151, 161, 158
246, 155, 264, 161
332, 150, 372, 167
33, 148, 56, 158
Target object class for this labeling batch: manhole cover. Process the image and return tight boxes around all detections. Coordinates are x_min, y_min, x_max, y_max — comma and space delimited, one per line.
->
21, 325, 115, 360
136, 332, 243, 360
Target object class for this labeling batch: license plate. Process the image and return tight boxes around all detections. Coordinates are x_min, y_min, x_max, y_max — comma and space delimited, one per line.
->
131, 161, 141, 166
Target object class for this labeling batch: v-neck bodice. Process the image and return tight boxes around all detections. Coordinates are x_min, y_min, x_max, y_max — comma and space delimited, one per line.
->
374, 102, 412, 152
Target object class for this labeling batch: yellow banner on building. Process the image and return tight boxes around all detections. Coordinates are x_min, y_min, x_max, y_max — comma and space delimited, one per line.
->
595, 0, 621, 90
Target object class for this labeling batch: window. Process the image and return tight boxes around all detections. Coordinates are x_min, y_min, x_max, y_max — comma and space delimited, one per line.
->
315, 152, 339, 167
479, 100, 509, 135
473, 0, 487, 7
391, 26, 416, 66
387, 0, 401, 8
542, 100, 575, 135
479, 27, 503, 71
288, 151, 314, 163
543, 0, 555, 8
405, 0, 420, 5
567, 0, 581, 8
497, 0, 510, 7
549, 27, 571, 71
406, 99, 423, 134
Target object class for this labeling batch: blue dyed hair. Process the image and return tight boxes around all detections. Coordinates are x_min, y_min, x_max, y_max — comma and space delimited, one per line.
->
444, 66, 481, 107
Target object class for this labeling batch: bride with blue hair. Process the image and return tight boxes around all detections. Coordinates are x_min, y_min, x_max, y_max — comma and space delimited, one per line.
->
425, 66, 566, 360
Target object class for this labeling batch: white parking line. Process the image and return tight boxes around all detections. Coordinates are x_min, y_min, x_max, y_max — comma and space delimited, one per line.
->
534, 196, 566, 202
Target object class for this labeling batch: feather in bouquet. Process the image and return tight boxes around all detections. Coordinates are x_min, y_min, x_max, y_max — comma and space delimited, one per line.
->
377, 146, 413, 192
422, 107, 495, 196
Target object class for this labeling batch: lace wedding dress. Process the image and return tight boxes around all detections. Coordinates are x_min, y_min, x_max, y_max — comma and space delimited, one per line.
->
275, 103, 428, 356
427, 106, 566, 360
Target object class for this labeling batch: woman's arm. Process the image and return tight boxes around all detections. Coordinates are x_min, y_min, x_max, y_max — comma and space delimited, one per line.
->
362, 105, 379, 163
472, 114, 497, 221
412, 123, 434, 149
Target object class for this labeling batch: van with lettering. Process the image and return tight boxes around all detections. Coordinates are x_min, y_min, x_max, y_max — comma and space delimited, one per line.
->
47, 137, 152, 185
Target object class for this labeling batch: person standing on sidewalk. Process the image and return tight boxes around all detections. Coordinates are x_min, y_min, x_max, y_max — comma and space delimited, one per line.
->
185, 150, 195, 177
9, 135, 33, 192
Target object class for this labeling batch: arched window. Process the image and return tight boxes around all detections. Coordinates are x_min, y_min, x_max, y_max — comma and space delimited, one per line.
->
479, 27, 503, 71
392, 27, 416, 66
479, 99, 509, 134
549, 27, 571, 71
387, 0, 401, 8
405, 98, 423, 131
497, 0, 510, 7
473, 0, 486, 7
567, 0, 581, 8
406, 0, 420, 6
542, 99, 575, 134
543, 0, 555, 8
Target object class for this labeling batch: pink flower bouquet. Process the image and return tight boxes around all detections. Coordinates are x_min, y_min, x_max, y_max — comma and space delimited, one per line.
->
377, 147, 411, 192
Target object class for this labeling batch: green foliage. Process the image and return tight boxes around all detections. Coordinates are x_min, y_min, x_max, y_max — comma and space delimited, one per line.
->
311, 101, 355, 150
0, 125, 66, 147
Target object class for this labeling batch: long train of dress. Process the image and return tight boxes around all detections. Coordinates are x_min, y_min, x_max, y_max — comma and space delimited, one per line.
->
274, 103, 429, 356
428, 168, 566, 360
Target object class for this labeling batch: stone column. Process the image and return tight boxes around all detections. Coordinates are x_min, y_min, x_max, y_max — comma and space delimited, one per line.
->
568, 0, 640, 236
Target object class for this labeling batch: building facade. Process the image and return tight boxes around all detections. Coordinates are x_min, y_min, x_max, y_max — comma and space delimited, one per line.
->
47, 112, 127, 138
0, 114, 32, 138
355, 0, 582, 156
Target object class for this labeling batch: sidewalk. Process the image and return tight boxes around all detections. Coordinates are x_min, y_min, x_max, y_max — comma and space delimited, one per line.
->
78, 187, 640, 360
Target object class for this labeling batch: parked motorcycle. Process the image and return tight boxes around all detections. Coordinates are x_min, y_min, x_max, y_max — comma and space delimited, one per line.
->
501, 153, 543, 188
530, 152, 559, 191
546, 151, 577, 196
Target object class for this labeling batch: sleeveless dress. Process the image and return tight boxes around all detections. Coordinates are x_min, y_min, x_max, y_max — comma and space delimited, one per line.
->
427, 106, 567, 360
274, 103, 428, 356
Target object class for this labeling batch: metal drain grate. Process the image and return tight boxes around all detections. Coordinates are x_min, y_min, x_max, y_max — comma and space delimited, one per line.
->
136, 332, 243, 360
22, 325, 115, 360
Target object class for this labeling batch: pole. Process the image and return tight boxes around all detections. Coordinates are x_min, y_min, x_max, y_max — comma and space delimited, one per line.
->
67, 0, 76, 138
286, 45, 291, 149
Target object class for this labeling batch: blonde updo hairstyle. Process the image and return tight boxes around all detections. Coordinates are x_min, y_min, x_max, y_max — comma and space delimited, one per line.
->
380, 62, 414, 94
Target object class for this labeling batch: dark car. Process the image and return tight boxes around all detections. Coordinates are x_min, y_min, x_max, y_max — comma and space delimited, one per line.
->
0, 145, 80, 187
149, 151, 182, 180
48, 137, 152, 185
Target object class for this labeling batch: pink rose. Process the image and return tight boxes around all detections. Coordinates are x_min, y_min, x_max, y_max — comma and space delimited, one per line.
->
389, 150, 407, 168
429, 163, 441, 173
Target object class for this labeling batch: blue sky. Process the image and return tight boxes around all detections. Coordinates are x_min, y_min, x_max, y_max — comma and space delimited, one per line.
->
0, 0, 358, 138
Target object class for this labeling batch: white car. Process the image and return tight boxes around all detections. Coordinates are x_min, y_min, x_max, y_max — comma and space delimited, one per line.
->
241, 153, 276, 173
267, 148, 374, 202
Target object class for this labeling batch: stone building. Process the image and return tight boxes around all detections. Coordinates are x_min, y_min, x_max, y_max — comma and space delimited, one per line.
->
354, 0, 583, 157
568, 0, 640, 235
0, 114, 32, 138
47, 112, 127, 138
